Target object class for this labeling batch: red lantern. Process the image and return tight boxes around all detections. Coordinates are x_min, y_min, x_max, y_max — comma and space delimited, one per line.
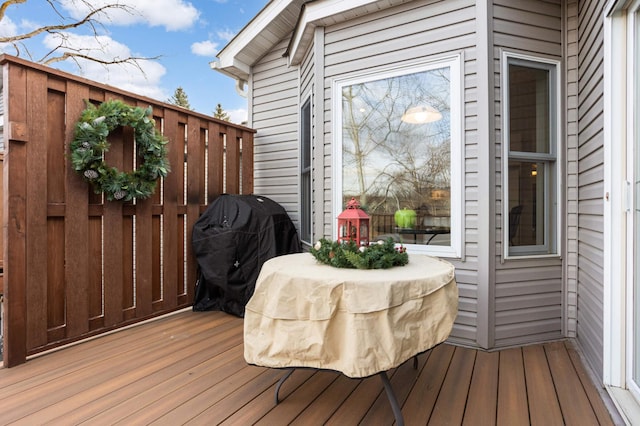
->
337, 197, 370, 246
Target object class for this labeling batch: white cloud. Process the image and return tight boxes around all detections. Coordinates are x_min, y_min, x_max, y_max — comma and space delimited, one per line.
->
191, 40, 218, 56
18, 18, 40, 32
43, 32, 168, 101
0, 16, 18, 38
227, 108, 248, 125
0, 16, 19, 53
59, 0, 200, 31
216, 29, 236, 42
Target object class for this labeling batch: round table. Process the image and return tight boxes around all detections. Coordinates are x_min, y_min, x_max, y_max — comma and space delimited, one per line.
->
244, 253, 458, 426
243, 252, 458, 425
244, 252, 458, 376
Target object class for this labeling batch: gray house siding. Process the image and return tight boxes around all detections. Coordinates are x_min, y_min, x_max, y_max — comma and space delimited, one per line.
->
575, 0, 606, 380
321, 0, 478, 346
239, 0, 603, 354
300, 47, 314, 98
566, 0, 579, 339
251, 39, 301, 220
491, 0, 565, 347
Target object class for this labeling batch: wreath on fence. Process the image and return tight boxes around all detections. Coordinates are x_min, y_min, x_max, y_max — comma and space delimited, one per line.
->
70, 99, 170, 201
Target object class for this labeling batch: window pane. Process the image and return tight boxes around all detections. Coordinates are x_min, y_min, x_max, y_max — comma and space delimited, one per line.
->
300, 99, 312, 242
301, 172, 311, 241
509, 64, 550, 154
508, 160, 546, 248
302, 101, 311, 170
341, 67, 451, 246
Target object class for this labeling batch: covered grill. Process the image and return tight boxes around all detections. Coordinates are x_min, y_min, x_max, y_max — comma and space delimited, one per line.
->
192, 194, 301, 316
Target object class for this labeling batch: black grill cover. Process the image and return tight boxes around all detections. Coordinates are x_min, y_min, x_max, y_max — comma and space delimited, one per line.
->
192, 194, 301, 316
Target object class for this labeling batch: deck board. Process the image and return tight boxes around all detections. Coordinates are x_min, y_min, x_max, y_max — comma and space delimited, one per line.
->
524, 344, 564, 425
359, 354, 428, 425
430, 346, 476, 425
497, 347, 530, 426
0, 310, 617, 425
545, 341, 601, 426
463, 350, 499, 425
402, 342, 455, 424
290, 373, 362, 425
566, 342, 617, 425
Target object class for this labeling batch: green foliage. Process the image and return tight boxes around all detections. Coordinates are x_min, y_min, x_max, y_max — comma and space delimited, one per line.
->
168, 87, 192, 109
309, 238, 408, 269
213, 103, 230, 121
69, 99, 171, 201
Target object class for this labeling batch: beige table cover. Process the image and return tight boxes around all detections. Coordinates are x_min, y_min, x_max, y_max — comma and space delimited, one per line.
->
244, 252, 458, 378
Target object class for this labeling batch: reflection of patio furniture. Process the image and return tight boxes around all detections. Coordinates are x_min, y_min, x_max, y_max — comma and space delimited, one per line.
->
395, 227, 451, 244
421, 214, 450, 228
244, 252, 458, 426
509, 205, 523, 245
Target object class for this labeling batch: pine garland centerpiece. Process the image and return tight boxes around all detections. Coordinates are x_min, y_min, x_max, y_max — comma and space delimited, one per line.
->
70, 99, 170, 201
310, 238, 408, 269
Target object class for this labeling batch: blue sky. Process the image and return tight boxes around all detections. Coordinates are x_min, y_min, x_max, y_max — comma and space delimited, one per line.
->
0, 0, 269, 123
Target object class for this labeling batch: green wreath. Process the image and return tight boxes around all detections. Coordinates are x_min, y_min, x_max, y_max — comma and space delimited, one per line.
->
70, 99, 170, 201
310, 238, 409, 269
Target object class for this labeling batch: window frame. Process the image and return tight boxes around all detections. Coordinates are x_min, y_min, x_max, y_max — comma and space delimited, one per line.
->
332, 55, 463, 258
501, 51, 562, 259
300, 95, 313, 244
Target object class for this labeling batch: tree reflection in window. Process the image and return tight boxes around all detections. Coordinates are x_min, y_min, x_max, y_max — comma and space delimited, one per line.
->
341, 66, 452, 246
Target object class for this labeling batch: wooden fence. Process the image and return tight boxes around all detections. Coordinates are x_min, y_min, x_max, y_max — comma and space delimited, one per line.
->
0, 55, 255, 367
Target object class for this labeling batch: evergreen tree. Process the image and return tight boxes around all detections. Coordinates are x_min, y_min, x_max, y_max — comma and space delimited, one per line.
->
213, 103, 230, 121
168, 87, 192, 109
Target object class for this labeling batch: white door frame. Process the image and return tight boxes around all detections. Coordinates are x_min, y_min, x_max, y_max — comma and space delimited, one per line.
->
604, 0, 640, 421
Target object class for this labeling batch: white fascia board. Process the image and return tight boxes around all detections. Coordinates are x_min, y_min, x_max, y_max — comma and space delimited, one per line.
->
215, 0, 294, 79
288, 5, 315, 66
210, 57, 251, 82
288, 0, 402, 66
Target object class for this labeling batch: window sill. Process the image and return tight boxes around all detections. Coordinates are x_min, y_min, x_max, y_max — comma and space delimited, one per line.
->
503, 253, 562, 261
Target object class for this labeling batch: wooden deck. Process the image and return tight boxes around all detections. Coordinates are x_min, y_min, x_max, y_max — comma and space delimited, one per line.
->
0, 310, 617, 425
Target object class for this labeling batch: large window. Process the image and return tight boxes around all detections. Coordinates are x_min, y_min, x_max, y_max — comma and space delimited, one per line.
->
333, 56, 461, 257
300, 97, 312, 243
502, 53, 560, 257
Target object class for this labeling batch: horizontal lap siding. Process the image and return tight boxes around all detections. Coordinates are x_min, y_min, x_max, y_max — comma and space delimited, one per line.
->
575, 0, 605, 380
566, 0, 578, 339
492, 0, 564, 347
323, 0, 478, 345
252, 39, 301, 217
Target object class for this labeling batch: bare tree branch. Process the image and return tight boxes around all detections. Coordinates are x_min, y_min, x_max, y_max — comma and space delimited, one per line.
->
0, 3, 132, 43
44, 51, 159, 68
0, 0, 159, 73
0, 0, 26, 23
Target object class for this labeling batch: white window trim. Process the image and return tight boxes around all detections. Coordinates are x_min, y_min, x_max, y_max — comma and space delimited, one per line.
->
331, 54, 463, 258
501, 51, 562, 260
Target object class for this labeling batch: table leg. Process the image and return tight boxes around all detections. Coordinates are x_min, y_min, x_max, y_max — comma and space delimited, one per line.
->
378, 371, 404, 426
274, 368, 295, 405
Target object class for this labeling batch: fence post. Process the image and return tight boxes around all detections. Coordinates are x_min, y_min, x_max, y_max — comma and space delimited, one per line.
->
3, 124, 28, 367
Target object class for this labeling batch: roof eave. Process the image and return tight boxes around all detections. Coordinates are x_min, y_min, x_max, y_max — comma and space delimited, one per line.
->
213, 0, 306, 81
287, 0, 414, 66
213, 0, 414, 80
